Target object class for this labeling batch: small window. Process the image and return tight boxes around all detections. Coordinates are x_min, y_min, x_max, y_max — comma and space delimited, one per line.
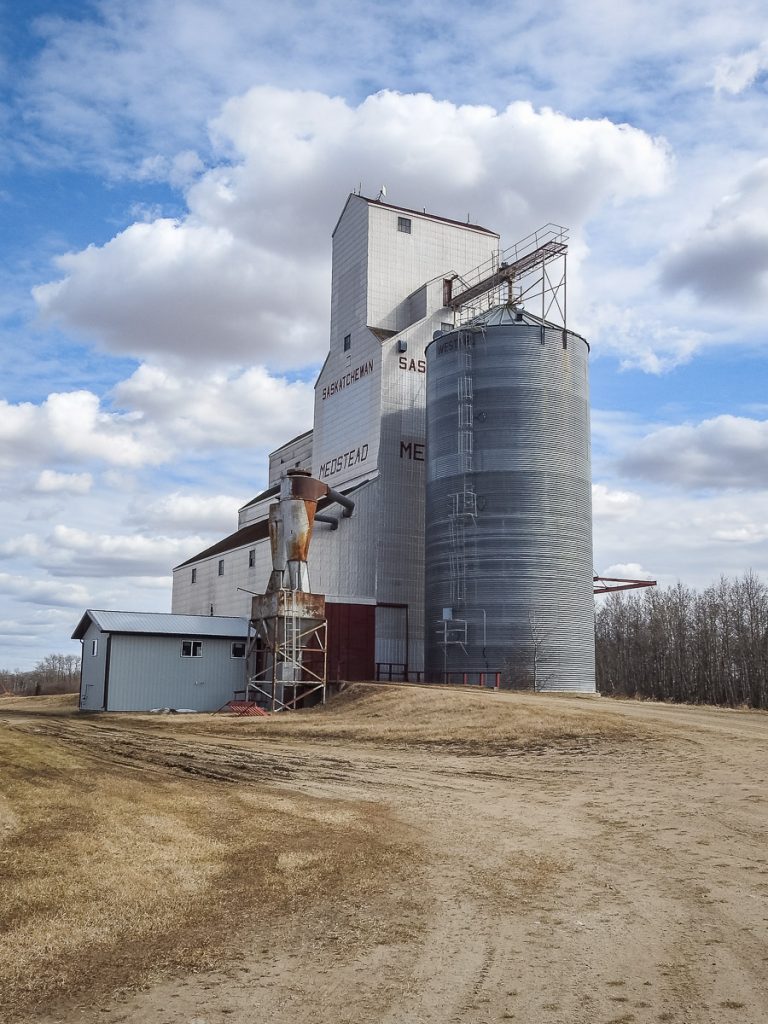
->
398, 216, 412, 234
91, 638, 98, 656
441, 322, 453, 333
248, 549, 255, 568
231, 642, 246, 659
218, 559, 224, 576
191, 567, 197, 583
343, 333, 351, 352
181, 640, 203, 657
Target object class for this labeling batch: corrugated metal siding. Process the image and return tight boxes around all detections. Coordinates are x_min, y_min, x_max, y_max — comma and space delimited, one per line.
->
268, 431, 313, 486
375, 605, 408, 675
326, 602, 375, 681
302, 482, 379, 602
424, 320, 595, 692
106, 634, 246, 712
79, 621, 107, 710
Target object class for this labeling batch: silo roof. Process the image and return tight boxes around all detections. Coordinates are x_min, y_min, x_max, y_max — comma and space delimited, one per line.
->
427, 305, 588, 350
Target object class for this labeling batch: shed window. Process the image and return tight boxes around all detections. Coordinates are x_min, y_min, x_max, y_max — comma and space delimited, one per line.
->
248, 549, 255, 568
218, 559, 224, 576
191, 567, 197, 583
91, 638, 98, 656
231, 642, 246, 659
397, 216, 412, 234
343, 333, 351, 352
181, 640, 203, 657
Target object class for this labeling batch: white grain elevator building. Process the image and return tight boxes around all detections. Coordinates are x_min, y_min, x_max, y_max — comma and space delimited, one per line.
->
172, 194, 499, 680
173, 193, 596, 691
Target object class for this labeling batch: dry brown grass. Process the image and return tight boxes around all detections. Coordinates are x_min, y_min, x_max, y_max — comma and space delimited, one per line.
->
0, 692, 79, 713
0, 721, 412, 1021
109, 683, 649, 753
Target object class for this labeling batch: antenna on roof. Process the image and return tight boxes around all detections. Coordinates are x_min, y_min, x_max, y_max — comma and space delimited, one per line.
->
376, 185, 387, 201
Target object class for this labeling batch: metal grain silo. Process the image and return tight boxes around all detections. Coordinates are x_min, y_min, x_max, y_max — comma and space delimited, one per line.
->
424, 305, 595, 692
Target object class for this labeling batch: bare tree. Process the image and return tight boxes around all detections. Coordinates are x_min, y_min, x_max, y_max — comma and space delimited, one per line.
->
1, 654, 81, 696
595, 573, 768, 709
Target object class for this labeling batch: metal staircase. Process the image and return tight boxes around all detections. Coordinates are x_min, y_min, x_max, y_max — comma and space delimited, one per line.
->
445, 223, 569, 328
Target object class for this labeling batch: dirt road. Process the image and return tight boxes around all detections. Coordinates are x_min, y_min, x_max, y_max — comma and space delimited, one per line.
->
4, 690, 768, 1024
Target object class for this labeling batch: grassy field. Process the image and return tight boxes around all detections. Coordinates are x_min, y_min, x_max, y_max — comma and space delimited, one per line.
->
0, 704, 411, 1022
76, 683, 650, 753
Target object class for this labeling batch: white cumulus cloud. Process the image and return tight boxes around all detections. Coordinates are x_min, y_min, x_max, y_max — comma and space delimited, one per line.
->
0, 572, 90, 608
713, 41, 768, 94
662, 160, 768, 306
592, 483, 643, 519
34, 469, 93, 494
131, 491, 242, 532
113, 363, 314, 449
33, 88, 670, 369
620, 415, 768, 489
599, 562, 656, 581
0, 365, 313, 472
42, 525, 208, 579
0, 390, 167, 469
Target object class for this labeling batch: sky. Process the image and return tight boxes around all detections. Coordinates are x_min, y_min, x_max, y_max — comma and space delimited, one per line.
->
1, 0, 767, 669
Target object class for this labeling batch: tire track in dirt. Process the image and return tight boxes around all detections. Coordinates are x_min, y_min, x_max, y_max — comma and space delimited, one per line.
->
8, 696, 768, 1024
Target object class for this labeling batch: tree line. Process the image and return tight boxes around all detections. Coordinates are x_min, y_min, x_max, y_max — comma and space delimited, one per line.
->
0, 654, 81, 697
595, 572, 768, 709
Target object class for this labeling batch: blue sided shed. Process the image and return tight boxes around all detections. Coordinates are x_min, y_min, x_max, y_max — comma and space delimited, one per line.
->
72, 610, 249, 712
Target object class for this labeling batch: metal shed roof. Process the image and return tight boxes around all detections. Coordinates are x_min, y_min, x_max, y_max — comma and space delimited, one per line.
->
72, 609, 248, 640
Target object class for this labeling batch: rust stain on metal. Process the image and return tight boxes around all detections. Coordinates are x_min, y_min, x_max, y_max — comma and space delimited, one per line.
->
252, 591, 326, 621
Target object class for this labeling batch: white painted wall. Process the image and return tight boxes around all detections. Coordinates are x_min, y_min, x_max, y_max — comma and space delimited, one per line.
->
172, 538, 272, 618
366, 203, 498, 333
79, 620, 107, 710
106, 634, 245, 712
268, 431, 313, 485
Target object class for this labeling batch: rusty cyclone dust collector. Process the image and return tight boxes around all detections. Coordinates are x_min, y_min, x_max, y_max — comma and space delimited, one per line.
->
245, 469, 354, 711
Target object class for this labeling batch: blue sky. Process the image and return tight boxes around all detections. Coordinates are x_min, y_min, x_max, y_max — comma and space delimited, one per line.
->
1, 0, 768, 667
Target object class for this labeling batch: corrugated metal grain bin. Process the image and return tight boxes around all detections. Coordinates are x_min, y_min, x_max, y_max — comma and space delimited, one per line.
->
424, 307, 595, 692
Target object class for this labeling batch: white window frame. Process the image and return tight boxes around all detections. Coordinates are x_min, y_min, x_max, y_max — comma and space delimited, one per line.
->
191, 567, 197, 583
91, 638, 98, 656
397, 216, 412, 234
218, 559, 224, 576
248, 549, 255, 569
181, 639, 203, 658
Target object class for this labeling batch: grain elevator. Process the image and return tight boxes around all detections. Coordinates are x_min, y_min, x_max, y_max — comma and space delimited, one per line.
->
172, 194, 596, 692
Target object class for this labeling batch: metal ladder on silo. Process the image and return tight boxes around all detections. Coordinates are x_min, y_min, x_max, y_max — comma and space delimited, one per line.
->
448, 330, 477, 604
